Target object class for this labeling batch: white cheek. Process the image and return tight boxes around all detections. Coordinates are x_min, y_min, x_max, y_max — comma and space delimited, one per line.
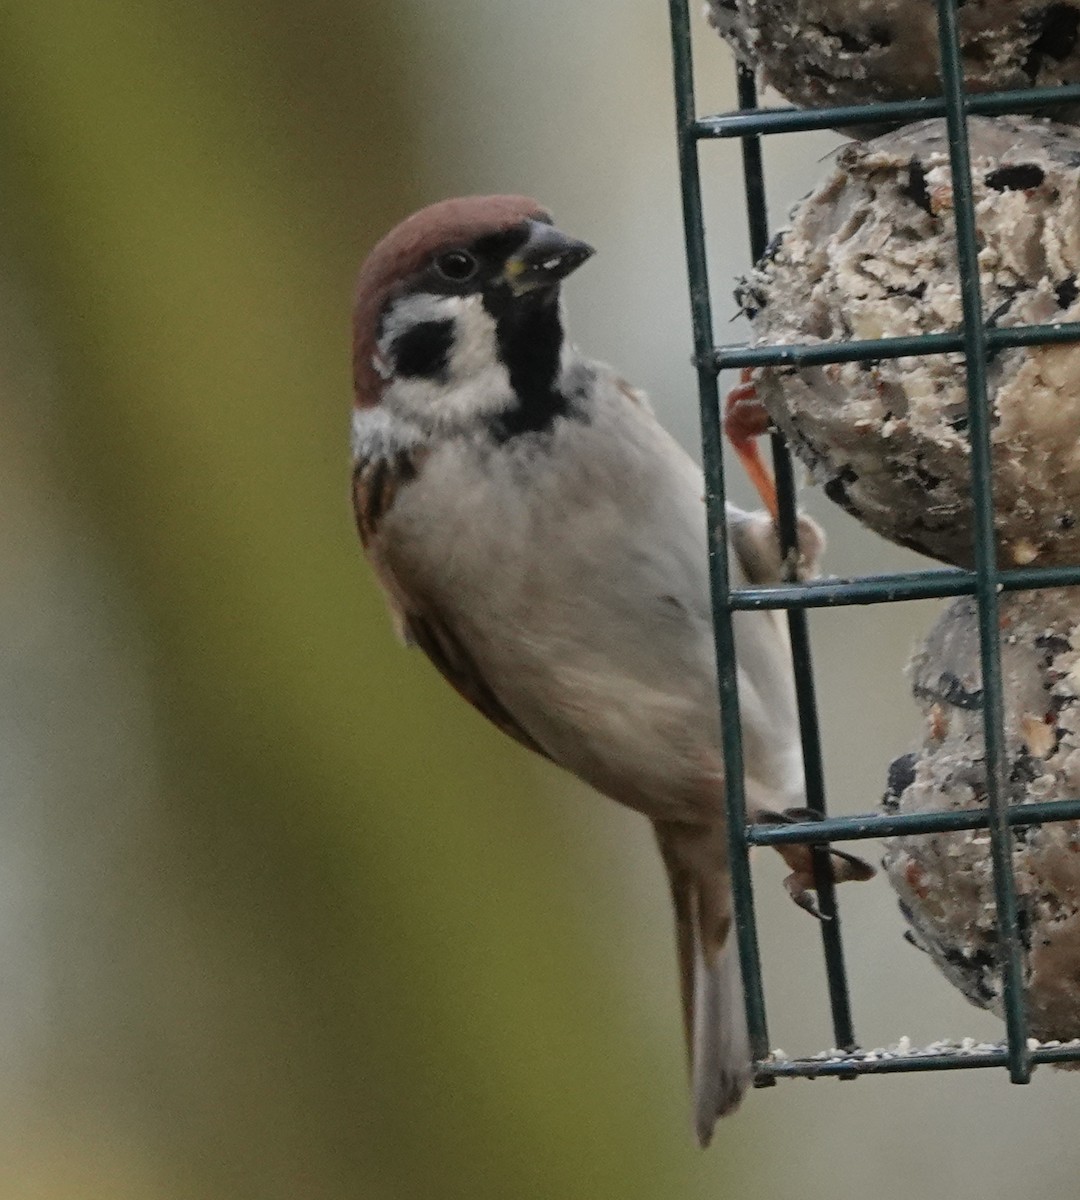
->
447, 298, 503, 378
377, 292, 458, 345
440, 298, 513, 420
381, 293, 513, 430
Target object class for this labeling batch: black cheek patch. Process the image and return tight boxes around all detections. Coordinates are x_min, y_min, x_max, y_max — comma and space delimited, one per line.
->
392, 318, 455, 379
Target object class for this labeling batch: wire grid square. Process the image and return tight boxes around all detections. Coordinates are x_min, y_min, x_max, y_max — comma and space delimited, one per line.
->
667, 0, 1080, 1086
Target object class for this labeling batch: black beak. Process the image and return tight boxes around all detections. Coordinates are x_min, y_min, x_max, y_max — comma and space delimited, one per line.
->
505, 220, 595, 292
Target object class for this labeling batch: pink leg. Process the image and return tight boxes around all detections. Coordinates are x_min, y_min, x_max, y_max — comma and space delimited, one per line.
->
723, 369, 778, 520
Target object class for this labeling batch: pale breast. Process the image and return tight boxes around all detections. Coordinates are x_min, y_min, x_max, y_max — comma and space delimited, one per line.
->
380, 373, 800, 821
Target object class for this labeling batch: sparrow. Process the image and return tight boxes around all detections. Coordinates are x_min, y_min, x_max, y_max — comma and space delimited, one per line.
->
350, 195, 873, 1144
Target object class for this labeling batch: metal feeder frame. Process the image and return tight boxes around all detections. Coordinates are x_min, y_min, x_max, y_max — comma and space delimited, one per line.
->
668, 0, 1080, 1086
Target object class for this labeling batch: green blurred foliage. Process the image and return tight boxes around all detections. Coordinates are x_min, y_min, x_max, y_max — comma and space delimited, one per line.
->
0, 3, 744, 1197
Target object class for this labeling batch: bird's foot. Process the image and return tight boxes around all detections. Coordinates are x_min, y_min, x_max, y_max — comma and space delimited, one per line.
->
755, 807, 876, 919
724, 369, 778, 520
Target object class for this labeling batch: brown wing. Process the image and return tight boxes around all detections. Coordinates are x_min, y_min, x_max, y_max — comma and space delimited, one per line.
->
353, 450, 422, 549
654, 822, 697, 1060
352, 452, 553, 763
403, 609, 554, 762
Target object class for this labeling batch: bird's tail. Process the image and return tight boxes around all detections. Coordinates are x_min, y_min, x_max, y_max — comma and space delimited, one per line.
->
655, 822, 751, 1147
691, 921, 751, 1144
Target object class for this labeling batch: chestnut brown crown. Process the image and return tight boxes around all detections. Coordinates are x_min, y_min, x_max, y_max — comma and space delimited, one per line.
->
352, 194, 551, 407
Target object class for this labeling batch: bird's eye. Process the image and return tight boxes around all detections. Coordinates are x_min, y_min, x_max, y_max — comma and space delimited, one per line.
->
435, 250, 478, 282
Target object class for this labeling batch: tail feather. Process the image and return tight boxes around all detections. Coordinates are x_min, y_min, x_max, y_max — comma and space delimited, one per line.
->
655, 823, 752, 1147
691, 907, 751, 1144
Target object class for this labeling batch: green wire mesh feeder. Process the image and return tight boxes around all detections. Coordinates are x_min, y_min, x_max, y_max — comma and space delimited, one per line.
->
667, 0, 1080, 1088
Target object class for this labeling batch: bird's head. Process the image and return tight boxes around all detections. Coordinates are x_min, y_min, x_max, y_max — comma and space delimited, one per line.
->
352, 195, 594, 437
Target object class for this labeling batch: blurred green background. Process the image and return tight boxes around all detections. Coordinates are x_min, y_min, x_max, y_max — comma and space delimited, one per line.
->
2, 2, 1080, 1197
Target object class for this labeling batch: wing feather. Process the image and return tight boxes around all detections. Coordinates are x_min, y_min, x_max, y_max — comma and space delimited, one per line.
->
403, 610, 554, 760
353, 452, 553, 761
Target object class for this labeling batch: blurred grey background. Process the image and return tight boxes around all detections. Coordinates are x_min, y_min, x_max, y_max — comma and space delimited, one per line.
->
1, 1, 1077, 1197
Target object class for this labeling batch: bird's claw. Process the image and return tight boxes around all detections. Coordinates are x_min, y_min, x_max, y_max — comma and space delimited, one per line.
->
755, 806, 876, 917
784, 873, 831, 921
